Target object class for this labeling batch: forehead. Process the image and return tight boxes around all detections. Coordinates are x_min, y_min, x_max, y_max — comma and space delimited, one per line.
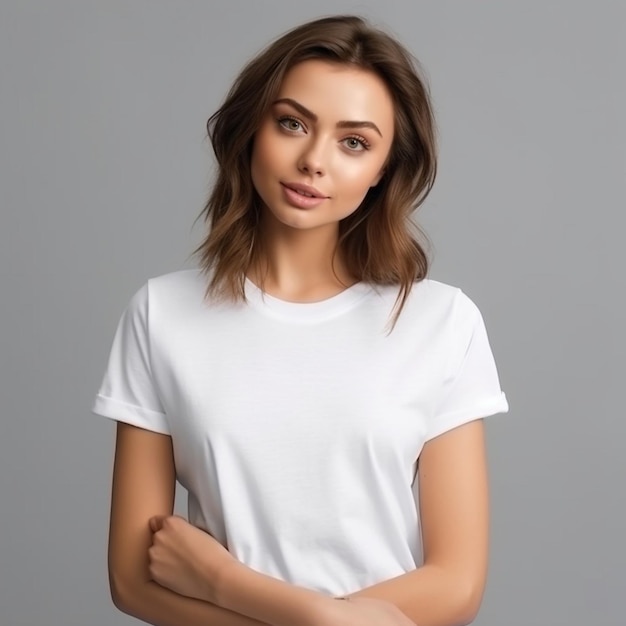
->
276, 59, 395, 127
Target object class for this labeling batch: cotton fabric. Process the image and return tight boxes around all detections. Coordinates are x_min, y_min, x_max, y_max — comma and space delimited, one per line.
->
91, 268, 509, 596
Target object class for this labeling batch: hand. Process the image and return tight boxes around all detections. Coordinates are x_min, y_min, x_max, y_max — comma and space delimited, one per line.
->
326, 596, 418, 626
148, 514, 235, 603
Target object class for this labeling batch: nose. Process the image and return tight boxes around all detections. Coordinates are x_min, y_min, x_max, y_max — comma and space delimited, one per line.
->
297, 138, 326, 177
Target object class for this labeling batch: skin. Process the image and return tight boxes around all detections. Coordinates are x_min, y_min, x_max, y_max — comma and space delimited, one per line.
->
248, 59, 395, 301
112, 57, 488, 626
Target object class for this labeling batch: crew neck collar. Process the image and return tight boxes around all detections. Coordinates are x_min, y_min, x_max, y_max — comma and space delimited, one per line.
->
243, 276, 374, 323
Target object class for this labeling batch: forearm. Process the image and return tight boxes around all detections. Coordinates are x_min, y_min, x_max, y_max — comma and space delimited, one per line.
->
218, 562, 474, 626
124, 552, 472, 626
349, 563, 477, 626
216, 559, 475, 626
115, 579, 272, 626
217, 560, 332, 626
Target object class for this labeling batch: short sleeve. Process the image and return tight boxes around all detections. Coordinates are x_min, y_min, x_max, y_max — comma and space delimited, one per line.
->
90, 281, 170, 435
425, 289, 509, 442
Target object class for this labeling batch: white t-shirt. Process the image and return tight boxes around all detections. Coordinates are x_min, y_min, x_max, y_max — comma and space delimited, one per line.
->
91, 268, 509, 597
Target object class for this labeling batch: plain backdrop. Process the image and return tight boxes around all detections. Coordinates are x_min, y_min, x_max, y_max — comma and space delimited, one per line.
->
1, 1, 624, 625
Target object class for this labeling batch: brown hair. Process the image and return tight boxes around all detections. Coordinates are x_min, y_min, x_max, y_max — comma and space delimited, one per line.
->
188, 14, 438, 334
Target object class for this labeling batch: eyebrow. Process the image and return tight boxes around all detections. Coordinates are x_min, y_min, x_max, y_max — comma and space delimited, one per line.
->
272, 97, 383, 138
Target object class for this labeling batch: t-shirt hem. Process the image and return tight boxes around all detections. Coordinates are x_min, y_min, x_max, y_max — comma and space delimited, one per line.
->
91, 394, 171, 435
425, 392, 509, 442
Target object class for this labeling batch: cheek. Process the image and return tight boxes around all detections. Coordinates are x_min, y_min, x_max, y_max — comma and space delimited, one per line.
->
250, 133, 276, 189
252, 125, 290, 169
251, 132, 269, 171
333, 159, 382, 195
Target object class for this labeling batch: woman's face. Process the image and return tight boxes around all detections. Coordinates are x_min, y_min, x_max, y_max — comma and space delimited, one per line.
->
250, 59, 395, 233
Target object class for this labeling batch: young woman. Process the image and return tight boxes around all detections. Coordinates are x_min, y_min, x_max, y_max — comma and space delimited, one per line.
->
92, 14, 509, 626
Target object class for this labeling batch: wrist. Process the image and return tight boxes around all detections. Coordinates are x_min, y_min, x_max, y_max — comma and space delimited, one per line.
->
215, 557, 244, 607
306, 594, 338, 626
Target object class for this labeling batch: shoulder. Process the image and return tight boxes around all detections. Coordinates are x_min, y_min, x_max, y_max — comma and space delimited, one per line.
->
413, 277, 461, 302
367, 277, 485, 337
413, 278, 482, 321
373, 276, 468, 317
120, 268, 208, 327
124, 268, 201, 301
136, 268, 207, 308
146, 267, 204, 294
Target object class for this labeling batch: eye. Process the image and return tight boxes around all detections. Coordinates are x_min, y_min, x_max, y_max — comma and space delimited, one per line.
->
277, 115, 305, 133
342, 135, 370, 152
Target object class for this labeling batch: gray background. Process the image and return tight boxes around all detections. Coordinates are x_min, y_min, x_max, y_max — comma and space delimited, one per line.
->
1, 1, 624, 625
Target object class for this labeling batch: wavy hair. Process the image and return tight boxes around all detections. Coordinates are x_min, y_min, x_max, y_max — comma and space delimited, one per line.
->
188, 14, 438, 334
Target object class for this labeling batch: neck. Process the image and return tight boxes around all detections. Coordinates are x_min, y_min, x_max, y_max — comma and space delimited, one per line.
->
247, 216, 357, 299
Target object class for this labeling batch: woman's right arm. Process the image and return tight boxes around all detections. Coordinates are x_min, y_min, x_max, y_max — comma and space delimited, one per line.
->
108, 421, 270, 626
108, 422, 416, 626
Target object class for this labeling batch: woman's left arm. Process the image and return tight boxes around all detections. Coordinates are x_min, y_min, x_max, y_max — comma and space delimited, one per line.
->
149, 418, 488, 626
345, 418, 490, 626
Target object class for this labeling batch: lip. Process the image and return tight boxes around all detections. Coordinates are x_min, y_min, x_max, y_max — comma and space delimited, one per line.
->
281, 183, 328, 209
282, 181, 328, 198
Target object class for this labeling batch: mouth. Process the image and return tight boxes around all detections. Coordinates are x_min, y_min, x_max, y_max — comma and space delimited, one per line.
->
280, 183, 328, 209
281, 182, 328, 199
